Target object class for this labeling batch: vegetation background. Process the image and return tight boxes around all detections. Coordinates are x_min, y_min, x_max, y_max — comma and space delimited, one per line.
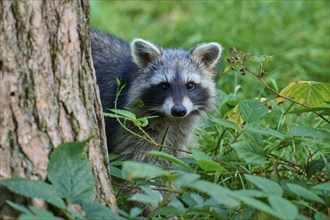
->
1, 1, 329, 219
90, 0, 329, 87
89, 0, 330, 219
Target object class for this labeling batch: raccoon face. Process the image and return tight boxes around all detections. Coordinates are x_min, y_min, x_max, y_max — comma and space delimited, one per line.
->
129, 39, 222, 118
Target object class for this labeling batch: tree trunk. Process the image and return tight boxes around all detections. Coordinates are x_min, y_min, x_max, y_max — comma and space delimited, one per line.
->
0, 0, 116, 217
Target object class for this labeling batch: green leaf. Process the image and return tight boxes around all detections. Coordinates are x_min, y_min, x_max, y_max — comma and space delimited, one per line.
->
223, 63, 233, 73
134, 117, 149, 127
191, 149, 227, 171
129, 207, 142, 218
244, 124, 286, 140
18, 206, 59, 220
109, 165, 124, 179
0, 178, 65, 209
290, 125, 330, 139
103, 112, 126, 119
315, 212, 329, 220
122, 161, 167, 179
239, 99, 269, 123
209, 117, 239, 130
286, 183, 325, 204
109, 109, 136, 120
173, 172, 200, 188
232, 142, 265, 164
116, 77, 121, 88
225, 104, 244, 130
235, 190, 268, 198
47, 141, 95, 204
311, 182, 330, 193
169, 197, 186, 212
83, 201, 125, 220
268, 196, 298, 220
6, 201, 31, 214
140, 186, 163, 204
190, 193, 204, 207
148, 151, 190, 169
244, 175, 282, 196
231, 192, 278, 218
277, 81, 330, 107
188, 180, 240, 208
129, 193, 156, 205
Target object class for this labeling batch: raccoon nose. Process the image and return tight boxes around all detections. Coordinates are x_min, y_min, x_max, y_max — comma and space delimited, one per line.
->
171, 105, 187, 117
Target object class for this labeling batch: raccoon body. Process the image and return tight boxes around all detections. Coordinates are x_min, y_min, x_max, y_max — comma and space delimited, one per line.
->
91, 30, 222, 165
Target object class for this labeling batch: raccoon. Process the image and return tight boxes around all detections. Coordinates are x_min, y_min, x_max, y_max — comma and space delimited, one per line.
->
91, 30, 222, 166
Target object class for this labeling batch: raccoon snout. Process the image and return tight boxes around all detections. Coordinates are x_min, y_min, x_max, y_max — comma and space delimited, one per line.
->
171, 105, 187, 117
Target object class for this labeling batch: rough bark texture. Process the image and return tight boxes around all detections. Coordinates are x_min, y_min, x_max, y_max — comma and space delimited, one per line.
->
0, 0, 117, 217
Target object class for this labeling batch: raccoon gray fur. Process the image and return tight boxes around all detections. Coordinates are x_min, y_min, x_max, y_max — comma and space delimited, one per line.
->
91, 30, 222, 166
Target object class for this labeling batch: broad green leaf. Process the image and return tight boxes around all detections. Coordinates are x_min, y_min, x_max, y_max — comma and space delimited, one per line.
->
225, 104, 244, 129
0, 178, 65, 209
277, 81, 330, 107
109, 165, 124, 179
188, 180, 240, 208
235, 189, 268, 198
244, 124, 286, 140
18, 206, 58, 220
83, 201, 125, 220
290, 125, 330, 139
231, 192, 278, 218
129, 207, 142, 218
312, 182, 330, 193
244, 175, 282, 196
286, 183, 325, 204
109, 109, 136, 120
268, 196, 298, 220
122, 161, 167, 179
315, 212, 329, 220
190, 193, 204, 207
148, 151, 191, 169
192, 149, 227, 171
140, 186, 163, 204
169, 197, 186, 212
239, 99, 269, 123
173, 172, 200, 188
232, 142, 265, 164
48, 141, 94, 204
209, 117, 239, 130
129, 193, 157, 205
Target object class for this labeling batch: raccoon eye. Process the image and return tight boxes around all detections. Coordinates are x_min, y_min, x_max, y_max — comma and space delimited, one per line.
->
186, 82, 195, 90
159, 82, 169, 90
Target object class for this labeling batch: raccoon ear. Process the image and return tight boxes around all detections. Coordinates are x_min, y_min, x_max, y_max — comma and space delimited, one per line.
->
131, 39, 163, 69
190, 43, 222, 73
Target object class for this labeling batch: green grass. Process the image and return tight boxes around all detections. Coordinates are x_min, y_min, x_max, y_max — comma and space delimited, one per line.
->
90, 0, 330, 90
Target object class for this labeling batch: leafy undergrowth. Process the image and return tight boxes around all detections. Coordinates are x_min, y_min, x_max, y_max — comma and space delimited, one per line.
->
107, 49, 329, 219
1, 50, 329, 219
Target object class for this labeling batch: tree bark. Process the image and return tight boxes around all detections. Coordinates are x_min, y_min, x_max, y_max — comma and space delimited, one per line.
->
0, 0, 116, 217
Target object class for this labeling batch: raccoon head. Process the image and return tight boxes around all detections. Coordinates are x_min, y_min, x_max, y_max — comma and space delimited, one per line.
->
129, 39, 222, 118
